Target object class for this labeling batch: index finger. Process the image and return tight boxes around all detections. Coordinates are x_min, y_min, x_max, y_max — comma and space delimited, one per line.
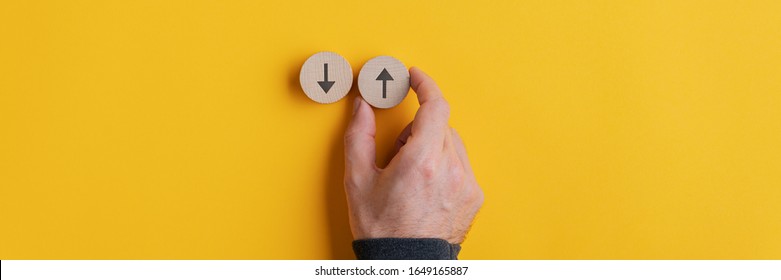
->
406, 67, 450, 150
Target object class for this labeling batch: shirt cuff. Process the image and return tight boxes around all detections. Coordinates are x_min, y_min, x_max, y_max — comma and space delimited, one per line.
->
352, 238, 461, 260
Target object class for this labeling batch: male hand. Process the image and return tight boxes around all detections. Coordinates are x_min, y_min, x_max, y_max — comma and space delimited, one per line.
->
343, 67, 484, 244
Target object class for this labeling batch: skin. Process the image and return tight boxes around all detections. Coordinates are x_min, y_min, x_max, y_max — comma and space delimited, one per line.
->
343, 67, 484, 244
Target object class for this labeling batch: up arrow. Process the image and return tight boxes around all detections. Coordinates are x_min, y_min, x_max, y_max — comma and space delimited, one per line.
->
317, 63, 335, 93
375, 68, 394, 99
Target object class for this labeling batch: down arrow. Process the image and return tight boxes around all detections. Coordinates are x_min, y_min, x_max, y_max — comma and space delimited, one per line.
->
317, 63, 335, 93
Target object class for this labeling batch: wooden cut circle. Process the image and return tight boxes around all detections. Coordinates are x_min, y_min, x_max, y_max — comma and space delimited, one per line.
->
358, 56, 410, 109
299, 52, 353, 104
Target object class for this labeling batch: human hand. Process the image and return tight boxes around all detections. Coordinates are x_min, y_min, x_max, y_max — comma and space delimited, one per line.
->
343, 67, 484, 244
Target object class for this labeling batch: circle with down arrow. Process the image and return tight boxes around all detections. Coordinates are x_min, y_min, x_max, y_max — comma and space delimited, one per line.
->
358, 56, 410, 109
299, 52, 353, 104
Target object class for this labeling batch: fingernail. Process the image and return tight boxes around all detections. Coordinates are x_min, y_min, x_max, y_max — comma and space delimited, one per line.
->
352, 97, 361, 115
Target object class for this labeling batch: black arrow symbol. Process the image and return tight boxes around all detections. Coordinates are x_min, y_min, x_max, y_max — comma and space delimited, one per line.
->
317, 63, 335, 93
376, 68, 394, 99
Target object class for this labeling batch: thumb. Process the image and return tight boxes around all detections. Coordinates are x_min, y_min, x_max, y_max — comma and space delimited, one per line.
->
344, 96, 377, 182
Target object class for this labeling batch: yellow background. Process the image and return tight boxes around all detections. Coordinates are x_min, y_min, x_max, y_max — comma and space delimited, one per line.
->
1, 1, 780, 259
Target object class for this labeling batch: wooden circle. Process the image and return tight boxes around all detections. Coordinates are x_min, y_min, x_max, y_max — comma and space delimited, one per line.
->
299, 52, 353, 104
358, 56, 410, 109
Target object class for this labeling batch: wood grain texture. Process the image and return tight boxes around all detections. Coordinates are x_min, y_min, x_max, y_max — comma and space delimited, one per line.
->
299, 52, 353, 104
358, 56, 410, 109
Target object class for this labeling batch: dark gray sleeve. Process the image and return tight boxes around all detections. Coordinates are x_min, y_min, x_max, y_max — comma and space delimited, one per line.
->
352, 238, 461, 260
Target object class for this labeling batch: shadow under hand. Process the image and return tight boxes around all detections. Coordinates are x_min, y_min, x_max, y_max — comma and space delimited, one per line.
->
324, 101, 354, 259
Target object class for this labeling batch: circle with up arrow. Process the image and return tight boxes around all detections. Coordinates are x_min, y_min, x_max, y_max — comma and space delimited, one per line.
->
358, 56, 410, 109
299, 52, 353, 104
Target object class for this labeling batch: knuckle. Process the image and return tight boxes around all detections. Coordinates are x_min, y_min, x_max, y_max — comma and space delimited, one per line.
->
415, 155, 438, 180
448, 163, 466, 186
344, 130, 369, 149
419, 163, 436, 181
433, 99, 451, 118
343, 130, 359, 145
